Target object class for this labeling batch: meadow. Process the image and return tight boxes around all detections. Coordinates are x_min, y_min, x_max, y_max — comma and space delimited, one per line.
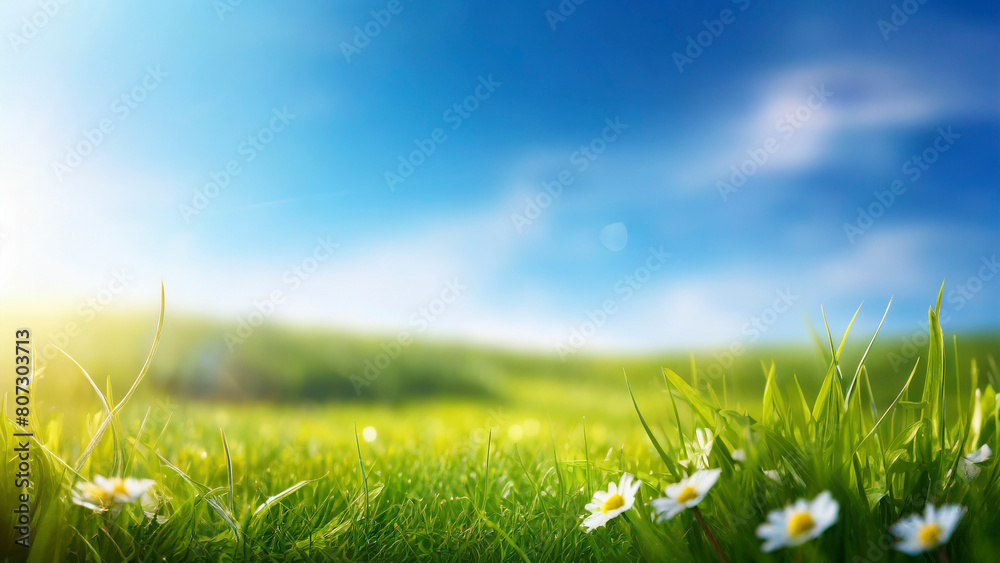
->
2, 288, 998, 561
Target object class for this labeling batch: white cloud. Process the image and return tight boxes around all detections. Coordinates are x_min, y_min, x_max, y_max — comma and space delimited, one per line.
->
812, 226, 932, 294
671, 59, 975, 192
541, 225, 941, 353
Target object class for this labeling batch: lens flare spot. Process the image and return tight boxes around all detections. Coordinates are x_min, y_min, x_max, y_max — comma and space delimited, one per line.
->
362, 426, 378, 443
600, 222, 628, 251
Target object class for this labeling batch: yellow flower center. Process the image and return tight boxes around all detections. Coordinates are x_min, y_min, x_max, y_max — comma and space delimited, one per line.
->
677, 486, 698, 504
918, 523, 942, 547
112, 481, 129, 496
84, 483, 110, 499
601, 494, 626, 513
83, 483, 114, 507
787, 512, 815, 538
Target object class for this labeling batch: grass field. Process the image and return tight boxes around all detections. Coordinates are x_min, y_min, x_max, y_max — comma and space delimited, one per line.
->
2, 289, 999, 561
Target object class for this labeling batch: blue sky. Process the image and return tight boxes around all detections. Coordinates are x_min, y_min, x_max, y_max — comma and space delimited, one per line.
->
1, 0, 997, 353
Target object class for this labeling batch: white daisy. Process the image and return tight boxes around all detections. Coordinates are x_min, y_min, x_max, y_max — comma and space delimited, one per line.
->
72, 476, 156, 513
762, 468, 806, 487
140, 487, 172, 523
581, 473, 641, 532
958, 444, 992, 482
756, 491, 839, 552
892, 503, 965, 555
684, 428, 714, 469
650, 468, 721, 522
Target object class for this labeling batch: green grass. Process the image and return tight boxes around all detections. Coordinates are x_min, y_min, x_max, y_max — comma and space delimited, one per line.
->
1, 288, 999, 561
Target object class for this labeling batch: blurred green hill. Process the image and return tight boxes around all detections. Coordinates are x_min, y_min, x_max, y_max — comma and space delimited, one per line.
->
22, 312, 999, 417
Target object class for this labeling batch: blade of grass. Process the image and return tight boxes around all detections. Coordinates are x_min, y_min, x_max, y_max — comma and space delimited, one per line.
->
547, 414, 566, 499
921, 296, 946, 453
150, 447, 240, 539
804, 313, 831, 367
953, 335, 962, 422
354, 422, 370, 520
73, 283, 165, 471
626, 371, 680, 479
583, 416, 592, 495
837, 301, 864, 360
250, 476, 324, 528
122, 407, 153, 477
483, 428, 492, 511
844, 298, 891, 408
50, 342, 111, 415
847, 360, 920, 463
221, 428, 235, 514
660, 368, 686, 458
662, 367, 717, 426
820, 306, 845, 383
475, 506, 533, 563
